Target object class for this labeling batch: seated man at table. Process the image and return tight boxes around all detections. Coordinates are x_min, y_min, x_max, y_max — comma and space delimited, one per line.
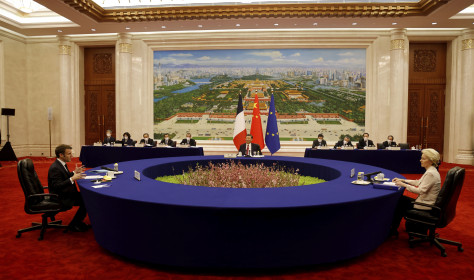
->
312, 133, 327, 148
382, 135, 397, 148
160, 133, 176, 147
121, 132, 135, 146
139, 133, 154, 146
238, 134, 262, 156
334, 136, 353, 149
180, 132, 196, 146
103, 129, 115, 145
358, 132, 375, 149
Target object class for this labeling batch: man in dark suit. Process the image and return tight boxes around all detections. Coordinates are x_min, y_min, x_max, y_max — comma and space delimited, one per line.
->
358, 132, 374, 149
139, 133, 154, 146
48, 144, 89, 232
334, 136, 353, 149
103, 129, 115, 145
382, 135, 397, 148
180, 132, 196, 146
238, 134, 262, 156
160, 133, 175, 147
312, 133, 327, 148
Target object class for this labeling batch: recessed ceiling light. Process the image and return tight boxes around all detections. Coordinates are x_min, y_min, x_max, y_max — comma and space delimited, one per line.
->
432, 22, 437, 25
57, 30, 62, 33
161, 26, 166, 28
313, 23, 318, 26
198, 25, 203, 28
91, 28, 96, 31
125, 27, 131, 30
352, 23, 357, 26
392, 22, 397, 25
274, 23, 279, 26
236, 24, 240, 27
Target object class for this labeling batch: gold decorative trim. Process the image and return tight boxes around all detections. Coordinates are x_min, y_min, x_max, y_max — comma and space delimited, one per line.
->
119, 43, 132, 53
64, 0, 448, 22
59, 45, 71, 55
391, 39, 405, 50
462, 39, 473, 50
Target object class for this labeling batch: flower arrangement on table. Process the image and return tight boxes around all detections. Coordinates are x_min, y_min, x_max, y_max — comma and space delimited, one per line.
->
156, 161, 325, 188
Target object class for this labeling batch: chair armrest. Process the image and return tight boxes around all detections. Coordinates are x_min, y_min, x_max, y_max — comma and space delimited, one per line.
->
411, 201, 442, 218
26, 193, 59, 204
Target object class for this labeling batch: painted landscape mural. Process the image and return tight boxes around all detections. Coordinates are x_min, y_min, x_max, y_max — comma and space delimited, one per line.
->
153, 48, 366, 143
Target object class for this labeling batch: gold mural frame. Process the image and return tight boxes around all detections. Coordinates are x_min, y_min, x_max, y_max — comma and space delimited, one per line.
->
64, 0, 448, 22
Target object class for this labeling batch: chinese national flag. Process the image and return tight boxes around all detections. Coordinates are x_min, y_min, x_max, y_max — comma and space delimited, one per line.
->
250, 94, 265, 149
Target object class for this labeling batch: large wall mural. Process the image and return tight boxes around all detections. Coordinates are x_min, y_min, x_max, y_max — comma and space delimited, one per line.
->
153, 48, 366, 143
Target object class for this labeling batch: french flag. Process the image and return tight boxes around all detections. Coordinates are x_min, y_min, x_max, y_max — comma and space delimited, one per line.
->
233, 93, 247, 150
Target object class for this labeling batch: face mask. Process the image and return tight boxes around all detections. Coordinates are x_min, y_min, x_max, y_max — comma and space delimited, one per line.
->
144, 137, 148, 141
343, 140, 347, 144
124, 136, 128, 140
364, 137, 368, 141
318, 139, 322, 142
187, 137, 191, 141
388, 139, 392, 143
165, 137, 169, 141
107, 133, 111, 137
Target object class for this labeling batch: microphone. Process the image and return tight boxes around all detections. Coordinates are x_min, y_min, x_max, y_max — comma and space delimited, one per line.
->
364, 171, 382, 182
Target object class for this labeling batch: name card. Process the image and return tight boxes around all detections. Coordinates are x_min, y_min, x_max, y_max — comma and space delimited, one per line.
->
387, 147, 401, 150
365, 146, 377, 150
134, 170, 141, 181
342, 146, 354, 150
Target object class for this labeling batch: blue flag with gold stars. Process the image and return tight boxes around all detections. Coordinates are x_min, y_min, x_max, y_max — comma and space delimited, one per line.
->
265, 93, 280, 154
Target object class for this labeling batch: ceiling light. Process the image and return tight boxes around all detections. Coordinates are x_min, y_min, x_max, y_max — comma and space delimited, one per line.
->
161, 26, 166, 28
313, 23, 318, 26
19, 0, 33, 13
125, 27, 131, 30
352, 23, 357, 26
274, 23, 279, 26
91, 28, 96, 31
392, 23, 397, 25
57, 30, 62, 33
198, 25, 203, 28
236, 24, 240, 27
432, 22, 437, 25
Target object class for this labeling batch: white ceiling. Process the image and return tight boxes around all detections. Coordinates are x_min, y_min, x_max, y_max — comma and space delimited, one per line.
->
0, 0, 472, 37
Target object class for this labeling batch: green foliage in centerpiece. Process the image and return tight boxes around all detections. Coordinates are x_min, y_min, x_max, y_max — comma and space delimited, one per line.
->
155, 161, 325, 188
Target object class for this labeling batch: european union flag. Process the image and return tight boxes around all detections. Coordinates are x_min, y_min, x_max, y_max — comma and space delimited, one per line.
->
265, 94, 280, 155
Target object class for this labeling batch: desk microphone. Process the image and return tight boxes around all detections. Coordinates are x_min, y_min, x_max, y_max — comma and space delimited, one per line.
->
364, 171, 382, 182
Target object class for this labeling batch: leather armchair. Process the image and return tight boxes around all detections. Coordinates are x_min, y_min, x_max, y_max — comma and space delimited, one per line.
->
404, 166, 465, 257
16, 158, 70, 240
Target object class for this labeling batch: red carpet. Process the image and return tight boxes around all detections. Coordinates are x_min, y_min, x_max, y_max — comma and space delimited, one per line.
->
1, 158, 473, 279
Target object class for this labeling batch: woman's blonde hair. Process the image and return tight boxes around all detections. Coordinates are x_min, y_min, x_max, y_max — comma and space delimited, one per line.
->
422, 148, 441, 167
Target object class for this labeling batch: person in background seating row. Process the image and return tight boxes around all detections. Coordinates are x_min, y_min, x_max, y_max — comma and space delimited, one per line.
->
140, 133, 154, 146
312, 133, 327, 148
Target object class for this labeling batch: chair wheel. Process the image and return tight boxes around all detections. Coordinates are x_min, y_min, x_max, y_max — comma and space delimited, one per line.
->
441, 252, 447, 257
458, 246, 464, 252
16, 233, 21, 238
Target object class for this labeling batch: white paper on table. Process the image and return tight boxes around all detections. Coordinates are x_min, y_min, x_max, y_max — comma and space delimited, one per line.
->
91, 184, 111, 188
382, 182, 397, 186
84, 175, 104, 179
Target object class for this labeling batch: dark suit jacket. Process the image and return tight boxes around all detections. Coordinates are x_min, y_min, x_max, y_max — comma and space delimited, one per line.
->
103, 136, 116, 145
140, 138, 154, 145
312, 139, 327, 148
47, 159, 79, 208
180, 138, 197, 146
160, 139, 175, 147
334, 140, 353, 148
382, 141, 397, 148
239, 143, 262, 156
358, 139, 374, 149
121, 138, 135, 146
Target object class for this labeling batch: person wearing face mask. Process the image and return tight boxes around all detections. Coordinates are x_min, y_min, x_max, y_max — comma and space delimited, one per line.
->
160, 133, 175, 147
357, 132, 374, 149
312, 133, 327, 148
382, 135, 397, 148
121, 132, 134, 146
139, 133, 154, 146
334, 136, 353, 149
103, 129, 115, 145
180, 132, 196, 147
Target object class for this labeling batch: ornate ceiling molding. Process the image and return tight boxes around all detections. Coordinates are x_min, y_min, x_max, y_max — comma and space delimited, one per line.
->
64, 0, 448, 22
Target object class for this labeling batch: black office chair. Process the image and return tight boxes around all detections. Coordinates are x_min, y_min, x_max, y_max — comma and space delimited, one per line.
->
16, 158, 69, 240
398, 143, 409, 149
404, 166, 465, 257
376, 143, 384, 149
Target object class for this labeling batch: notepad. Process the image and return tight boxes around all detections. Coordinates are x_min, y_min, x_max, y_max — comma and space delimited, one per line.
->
373, 182, 402, 191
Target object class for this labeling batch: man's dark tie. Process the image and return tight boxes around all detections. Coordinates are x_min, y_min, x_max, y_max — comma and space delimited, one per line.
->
246, 144, 249, 155
64, 163, 70, 173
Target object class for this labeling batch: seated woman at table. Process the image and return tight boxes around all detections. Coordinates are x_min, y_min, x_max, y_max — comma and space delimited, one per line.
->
139, 133, 154, 146
312, 133, 327, 148
382, 135, 397, 148
334, 136, 353, 149
121, 132, 135, 146
389, 148, 441, 237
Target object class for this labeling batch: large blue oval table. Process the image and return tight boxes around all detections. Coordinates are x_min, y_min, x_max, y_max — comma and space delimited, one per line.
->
77, 156, 405, 269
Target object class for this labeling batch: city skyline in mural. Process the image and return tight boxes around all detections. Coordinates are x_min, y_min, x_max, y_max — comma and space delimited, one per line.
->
153, 48, 366, 143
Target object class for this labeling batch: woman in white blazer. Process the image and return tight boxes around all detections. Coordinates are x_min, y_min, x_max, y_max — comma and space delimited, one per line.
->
389, 148, 441, 237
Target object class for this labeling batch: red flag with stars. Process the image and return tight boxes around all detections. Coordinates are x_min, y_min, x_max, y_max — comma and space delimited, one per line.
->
250, 93, 265, 149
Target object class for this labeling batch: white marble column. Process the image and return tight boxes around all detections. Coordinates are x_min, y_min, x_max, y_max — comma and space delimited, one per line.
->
116, 33, 133, 135
389, 29, 409, 142
456, 29, 474, 164
58, 36, 73, 146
